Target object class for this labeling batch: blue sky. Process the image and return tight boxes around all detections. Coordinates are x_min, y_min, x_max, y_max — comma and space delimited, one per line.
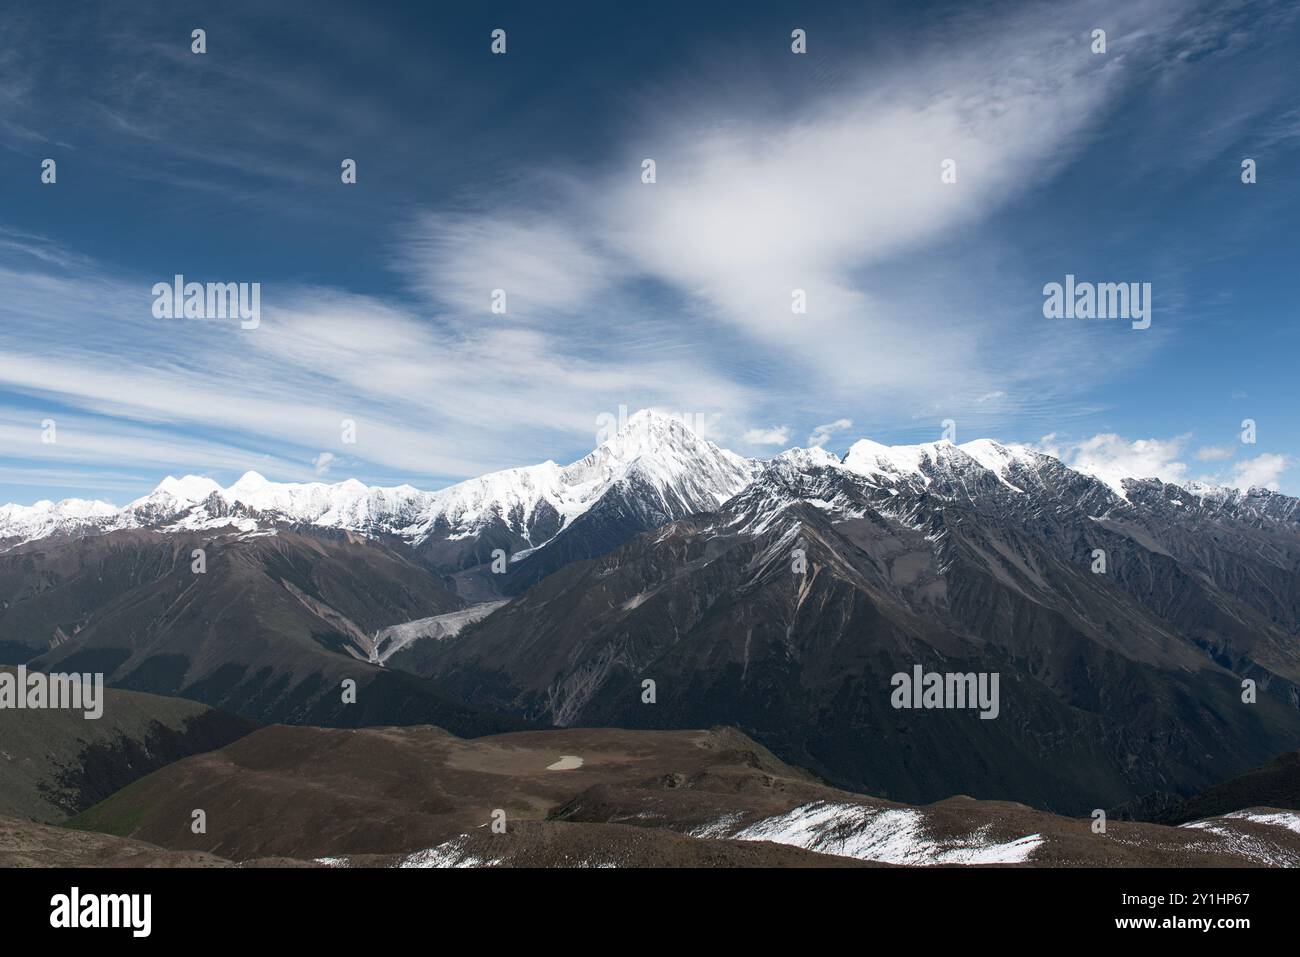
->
1, 0, 1298, 504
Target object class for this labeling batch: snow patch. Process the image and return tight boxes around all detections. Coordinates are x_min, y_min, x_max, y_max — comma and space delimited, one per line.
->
707, 801, 1043, 865
547, 755, 584, 770
399, 836, 503, 868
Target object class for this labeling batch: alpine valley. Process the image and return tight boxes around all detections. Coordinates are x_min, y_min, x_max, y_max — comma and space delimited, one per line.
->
4, 409, 1300, 846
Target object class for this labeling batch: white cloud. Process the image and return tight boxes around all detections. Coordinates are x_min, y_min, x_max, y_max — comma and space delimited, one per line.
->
808, 419, 854, 448
312, 452, 336, 476
1194, 444, 1235, 462
1229, 453, 1290, 491
1037, 433, 1293, 494
1067, 433, 1192, 489
577, 2, 1193, 406
742, 425, 791, 446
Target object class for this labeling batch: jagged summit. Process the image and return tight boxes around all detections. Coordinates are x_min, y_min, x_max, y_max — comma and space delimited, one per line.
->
565, 410, 755, 510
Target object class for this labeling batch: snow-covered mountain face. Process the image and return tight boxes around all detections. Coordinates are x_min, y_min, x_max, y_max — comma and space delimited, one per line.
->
117, 472, 438, 538
559, 410, 756, 517
0, 498, 119, 546
407, 409, 757, 553
3, 412, 1293, 555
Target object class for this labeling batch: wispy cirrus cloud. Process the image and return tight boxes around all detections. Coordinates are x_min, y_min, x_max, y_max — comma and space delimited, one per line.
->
1195, 444, 1235, 462
0, 253, 756, 499
398, 213, 623, 321
808, 419, 854, 449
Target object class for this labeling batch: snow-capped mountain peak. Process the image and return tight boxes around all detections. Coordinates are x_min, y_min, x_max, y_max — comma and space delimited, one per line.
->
562, 409, 756, 509
956, 439, 1047, 492
839, 436, 1053, 495
957, 438, 1039, 472
413, 410, 757, 549
774, 446, 844, 471
842, 438, 953, 486
149, 474, 224, 505
227, 470, 272, 497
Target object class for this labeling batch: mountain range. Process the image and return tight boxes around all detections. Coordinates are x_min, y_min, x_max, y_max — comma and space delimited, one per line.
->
3, 410, 1299, 813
